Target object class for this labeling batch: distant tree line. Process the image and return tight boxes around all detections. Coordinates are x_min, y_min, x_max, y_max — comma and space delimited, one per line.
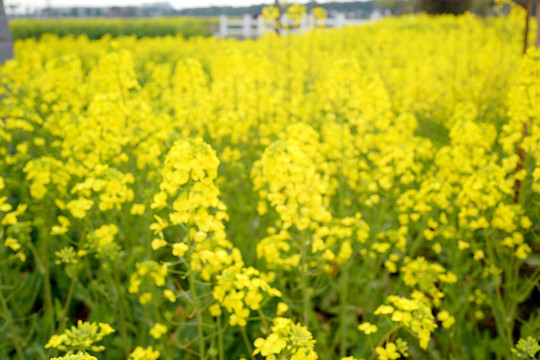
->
376, 0, 537, 15
178, 1, 376, 18
176, 0, 532, 17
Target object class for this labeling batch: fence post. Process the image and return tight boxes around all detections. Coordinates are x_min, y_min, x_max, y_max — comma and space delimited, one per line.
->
336, 13, 346, 28
257, 16, 265, 37
220, 15, 227, 38
280, 14, 287, 35
300, 14, 308, 33
243, 14, 251, 38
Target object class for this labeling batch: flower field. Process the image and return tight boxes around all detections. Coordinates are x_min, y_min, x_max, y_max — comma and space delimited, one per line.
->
9, 17, 216, 40
1, 3, 540, 360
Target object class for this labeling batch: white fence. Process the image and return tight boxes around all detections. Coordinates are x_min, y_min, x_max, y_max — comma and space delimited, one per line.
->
219, 14, 367, 38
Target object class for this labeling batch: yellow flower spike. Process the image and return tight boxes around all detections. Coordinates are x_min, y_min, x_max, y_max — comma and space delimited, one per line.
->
520, 216, 532, 229
423, 228, 435, 241
55, 199, 66, 210
0, 196, 11, 212
439, 272, 457, 283
261, 5, 279, 22
130, 203, 146, 215
51, 353, 98, 360
129, 346, 160, 360
311, 7, 327, 21
374, 305, 394, 315
150, 215, 168, 234
17, 252, 27, 262
473, 250, 484, 261
151, 192, 168, 210
139, 292, 152, 305
5, 238, 21, 251
172, 243, 188, 257
45, 321, 114, 354
163, 289, 176, 303
512, 233, 524, 245
437, 311, 455, 329
515, 244, 531, 259
151, 238, 167, 251
98, 323, 115, 336
209, 303, 222, 317
475, 310, 485, 320
2, 211, 18, 226
391, 311, 412, 325
149, 323, 168, 339
45, 334, 68, 349
277, 302, 289, 316
51, 215, 71, 235
66, 198, 94, 219
376, 342, 401, 360
358, 322, 378, 335
253, 318, 316, 359
213, 266, 280, 326
418, 328, 431, 349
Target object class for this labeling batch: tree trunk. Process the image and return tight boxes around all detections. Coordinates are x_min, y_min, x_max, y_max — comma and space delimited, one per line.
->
274, 0, 281, 34
536, 0, 540, 47
0, 0, 14, 64
524, 0, 532, 53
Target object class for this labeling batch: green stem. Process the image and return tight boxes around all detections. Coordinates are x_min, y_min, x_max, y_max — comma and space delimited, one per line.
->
43, 267, 55, 334
300, 230, 311, 329
484, 232, 513, 353
56, 274, 77, 334
110, 263, 130, 355
368, 325, 402, 360
0, 276, 25, 360
240, 327, 255, 360
338, 263, 350, 357
189, 272, 205, 360
39, 201, 56, 335
257, 308, 269, 333
29, 238, 55, 336
56, 219, 87, 334
217, 315, 224, 360
517, 266, 540, 300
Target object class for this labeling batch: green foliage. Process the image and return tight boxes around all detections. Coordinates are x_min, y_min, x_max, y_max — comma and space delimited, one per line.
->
376, 0, 416, 14
418, 0, 473, 14
376, 0, 499, 14
512, 337, 540, 359
8, 17, 216, 40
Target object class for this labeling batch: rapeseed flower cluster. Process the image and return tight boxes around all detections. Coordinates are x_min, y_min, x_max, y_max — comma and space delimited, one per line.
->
45, 321, 115, 355
128, 260, 169, 304
253, 317, 318, 360
129, 346, 161, 360
151, 138, 232, 278
213, 266, 281, 326
151, 137, 281, 333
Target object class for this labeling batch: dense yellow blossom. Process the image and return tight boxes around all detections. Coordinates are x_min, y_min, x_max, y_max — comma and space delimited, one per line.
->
0, 4, 538, 360
253, 317, 318, 360
149, 323, 168, 339
129, 346, 160, 360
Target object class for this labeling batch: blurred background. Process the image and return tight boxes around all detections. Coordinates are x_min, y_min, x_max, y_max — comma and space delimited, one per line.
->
2, 0, 534, 18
